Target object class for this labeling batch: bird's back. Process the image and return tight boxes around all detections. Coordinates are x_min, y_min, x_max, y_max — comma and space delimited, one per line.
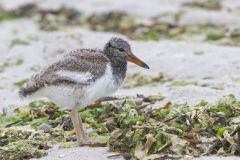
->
19, 49, 112, 108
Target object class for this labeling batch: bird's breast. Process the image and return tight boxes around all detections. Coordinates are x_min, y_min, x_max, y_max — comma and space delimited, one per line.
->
83, 64, 122, 104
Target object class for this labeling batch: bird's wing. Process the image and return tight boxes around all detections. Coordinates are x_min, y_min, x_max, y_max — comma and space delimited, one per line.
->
19, 50, 110, 98
53, 70, 94, 85
38, 51, 110, 86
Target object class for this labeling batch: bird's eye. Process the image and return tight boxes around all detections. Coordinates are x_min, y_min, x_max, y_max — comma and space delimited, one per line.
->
118, 48, 125, 52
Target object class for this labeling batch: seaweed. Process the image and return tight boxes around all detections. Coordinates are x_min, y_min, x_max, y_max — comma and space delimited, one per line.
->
109, 95, 240, 159
1, 5, 240, 46
123, 73, 173, 88
183, 0, 221, 10
171, 80, 198, 87
14, 79, 28, 88
10, 39, 29, 48
0, 95, 239, 159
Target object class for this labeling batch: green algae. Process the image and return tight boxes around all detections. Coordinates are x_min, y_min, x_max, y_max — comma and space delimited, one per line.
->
0, 62, 10, 72
194, 50, 205, 56
171, 80, 198, 86
0, 115, 21, 127
184, 0, 221, 10
123, 73, 173, 88
142, 31, 160, 41
0, 140, 47, 159
0, 95, 240, 159
109, 95, 240, 158
90, 133, 109, 143
30, 117, 49, 129
0, 59, 24, 73
207, 30, 225, 41
14, 79, 28, 88
59, 141, 78, 149
15, 59, 24, 66
0, 10, 20, 21
0, 3, 37, 22
10, 39, 29, 48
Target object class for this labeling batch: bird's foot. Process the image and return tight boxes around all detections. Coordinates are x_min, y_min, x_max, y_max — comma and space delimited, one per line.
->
79, 138, 106, 147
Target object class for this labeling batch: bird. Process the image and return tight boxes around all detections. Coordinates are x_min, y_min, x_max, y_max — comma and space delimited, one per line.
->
19, 37, 149, 146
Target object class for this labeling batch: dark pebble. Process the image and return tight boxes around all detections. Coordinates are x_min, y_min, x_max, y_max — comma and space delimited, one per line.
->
66, 135, 77, 142
38, 123, 52, 132
62, 117, 73, 131
122, 152, 132, 159
0, 139, 9, 146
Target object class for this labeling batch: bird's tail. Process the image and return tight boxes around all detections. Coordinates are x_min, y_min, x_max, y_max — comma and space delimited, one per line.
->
19, 86, 28, 98
19, 86, 31, 98
19, 73, 45, 99
19, 84, 39, 99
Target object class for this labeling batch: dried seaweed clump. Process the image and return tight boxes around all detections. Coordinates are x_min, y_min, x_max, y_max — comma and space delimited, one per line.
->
109, 94, 240, 159
2, 4, 240, 46
183, 0, 222, 10
123, 73, 173, 88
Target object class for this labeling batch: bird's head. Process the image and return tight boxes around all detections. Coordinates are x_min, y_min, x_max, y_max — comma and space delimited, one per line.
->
104, 37, 149, 69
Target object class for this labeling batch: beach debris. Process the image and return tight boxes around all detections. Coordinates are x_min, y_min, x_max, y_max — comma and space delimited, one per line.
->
0, 94, 239, 159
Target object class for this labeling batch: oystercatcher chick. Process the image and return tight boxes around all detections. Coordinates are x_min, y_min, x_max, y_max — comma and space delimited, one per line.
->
19, 37, 149, 146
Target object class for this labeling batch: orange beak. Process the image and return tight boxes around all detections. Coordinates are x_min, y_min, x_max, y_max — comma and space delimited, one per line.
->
127, 54, 149, 69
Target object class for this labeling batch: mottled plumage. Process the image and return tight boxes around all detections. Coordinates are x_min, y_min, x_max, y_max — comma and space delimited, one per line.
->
19, 37, 149, 146
19, 49, 109, 98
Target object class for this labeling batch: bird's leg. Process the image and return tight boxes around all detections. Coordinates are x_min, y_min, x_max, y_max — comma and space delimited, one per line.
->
70, 107, 87, 144
70, 107, 106, 147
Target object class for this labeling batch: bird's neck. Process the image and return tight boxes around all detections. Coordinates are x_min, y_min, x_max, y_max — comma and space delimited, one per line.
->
103, 49, 127, 85
110, 59, 127, 86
